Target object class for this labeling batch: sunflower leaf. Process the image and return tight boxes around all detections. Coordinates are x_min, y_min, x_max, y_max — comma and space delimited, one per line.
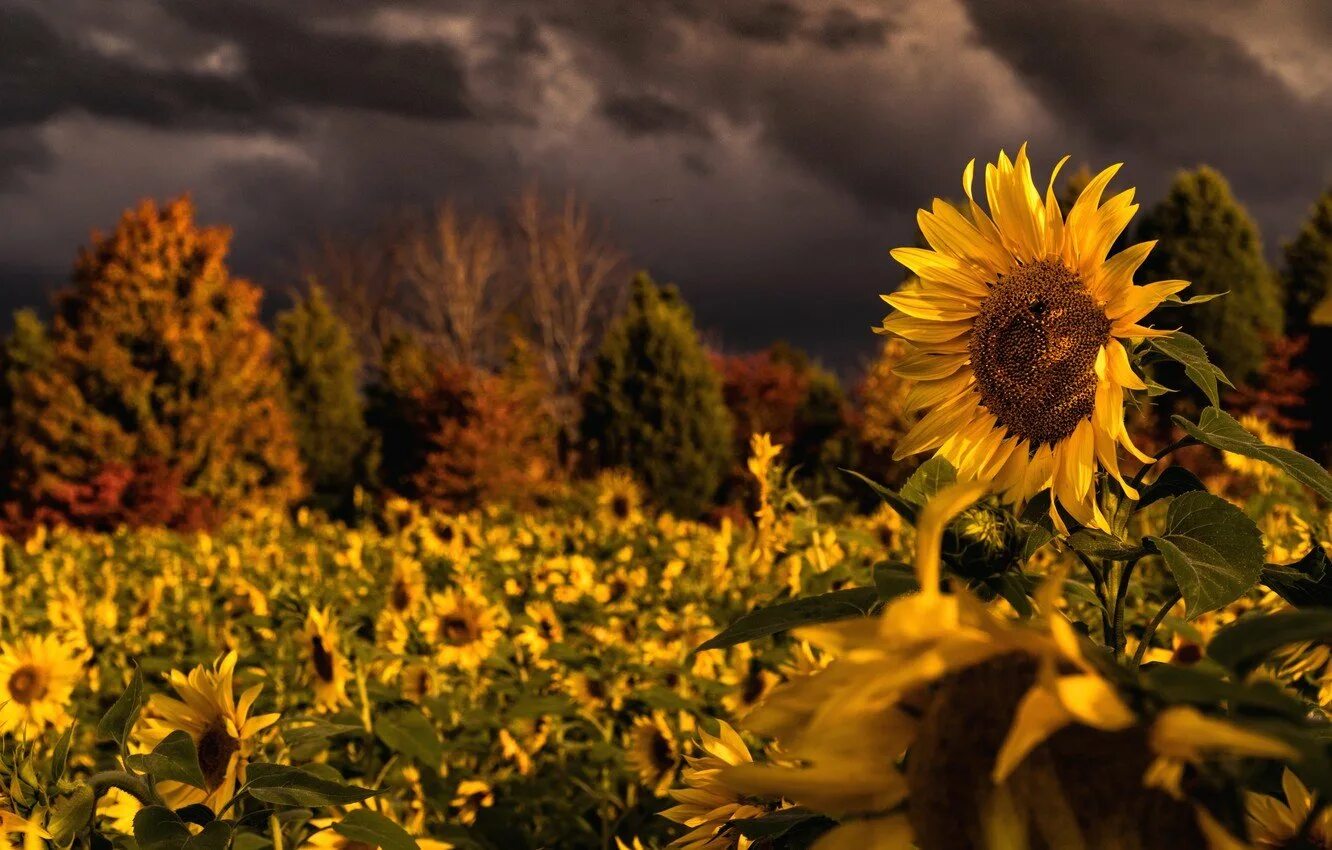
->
899, 457, 957, 507
1145, 492, 1264, 619
694, 588, 879, 653
842, 469, 917, 524
133, 807, 191, 850
1148, 332, 1232, 406
182, 821, 233, 850
373, 707, 443, 767
1209, 610, 1332, 676
243, 763, 379, 808
332, 809, 420, 850
1263, 545, 1332, 608
1067, 528, 1145, 561
1136, 466, 1206, 510
126, 730, 207, 791
48, 784, 96, 847
97, 665, 144, 750
1174, 408, 1332, 502
50, 721, 75, 783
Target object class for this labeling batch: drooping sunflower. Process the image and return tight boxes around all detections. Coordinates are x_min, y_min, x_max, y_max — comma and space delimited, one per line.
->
0, 634, 85, 733
304, 607, 351, 712
882, 146, 1185, 528
628, 711, 680, 796
135, 651, 279, 812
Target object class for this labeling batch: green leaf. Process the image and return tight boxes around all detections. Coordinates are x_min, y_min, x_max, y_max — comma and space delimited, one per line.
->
48, 784, 96, 847
126, 730, 207, 790
1136, 466, 1206, 510
1174, 408, 1332, 502
174, 805, 216, 828
1209, 610, 1332, 675
1140, 664, 1308, 719
727, 807, 837, 841
331, 810, 419, 850
98, 665, 144, 748
281, 718, 363, 750
1018, 491, 1056, 561
50, 721, 75, 783
183, 822, 233, 850
1067, 528, 1144, 561
1263, 545, 1332, 608
134, 807, 191, 850
243, 764, 379, 808
1145, 492, 1264, 618
842, 470, 916, 524
695, 588, 879, 653
899, 457, 957, 507
373, 707, 443, 767
1148, 332, 1232, 406
871, 562, 918, 601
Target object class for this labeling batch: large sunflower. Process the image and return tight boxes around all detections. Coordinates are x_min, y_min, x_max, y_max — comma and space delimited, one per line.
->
135, 651, 279, 812
0, 634, 85, 733
882, 146, 1185, 528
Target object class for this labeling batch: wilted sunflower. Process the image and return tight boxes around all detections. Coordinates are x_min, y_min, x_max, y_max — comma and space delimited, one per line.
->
421, 586, 503, 671
883, 146, 1184, 528
723, 482, 1294, 849
304, 607, 351, 712
0, 634, 85, 733
629, 711, 680, 795
136, 651, 279, 812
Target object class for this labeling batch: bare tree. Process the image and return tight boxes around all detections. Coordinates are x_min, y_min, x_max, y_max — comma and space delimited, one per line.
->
516, 187, 628, 400
400, 204, 509, 369
298, 220, 409, 361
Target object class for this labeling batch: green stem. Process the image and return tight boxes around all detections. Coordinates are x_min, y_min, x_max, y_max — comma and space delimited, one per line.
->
1075, 551, 1113, 646
1127, 436, 1199, 494
86, 771, 162, 807
1111, 558, 1140, 658
1132, 591, 1182, 667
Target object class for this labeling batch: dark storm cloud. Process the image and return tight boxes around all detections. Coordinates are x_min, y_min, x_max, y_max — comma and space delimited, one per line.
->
4, 0, 1332, 366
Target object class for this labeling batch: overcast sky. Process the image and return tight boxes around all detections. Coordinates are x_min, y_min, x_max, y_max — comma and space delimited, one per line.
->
4, 0, 1332, 368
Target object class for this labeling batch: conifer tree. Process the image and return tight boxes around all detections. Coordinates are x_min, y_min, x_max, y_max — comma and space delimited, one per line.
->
580, 274, 733, 516
276, 285, 369, 511
1136, 167, 1282, 382
1283, 187, 1332, 333
5, 198, 303, 521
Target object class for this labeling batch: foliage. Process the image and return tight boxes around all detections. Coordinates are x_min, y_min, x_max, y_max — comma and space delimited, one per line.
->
580, 274, 733, 517
1, 198, 304, 530
276, 285, 371, 512
1282, 186, 1332, 333
1137, 167, 1283, 382
853, 337, 920, 488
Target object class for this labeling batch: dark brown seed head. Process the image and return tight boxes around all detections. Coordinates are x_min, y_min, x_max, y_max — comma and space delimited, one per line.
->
969, 259, 1111, 446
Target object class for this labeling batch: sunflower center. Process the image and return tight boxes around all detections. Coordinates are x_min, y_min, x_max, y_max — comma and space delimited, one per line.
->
7, 665, 48, 705
196, 718, 240, 791
611, 495, 631, 519
391, 579, 412, 612
440, 613, 480, 645
310, 636, 336, 682
969, 259, 1111, 446
647, 729, 675, 771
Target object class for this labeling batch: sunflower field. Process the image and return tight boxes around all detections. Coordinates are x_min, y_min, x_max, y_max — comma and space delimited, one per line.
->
6, 149, 1332, 850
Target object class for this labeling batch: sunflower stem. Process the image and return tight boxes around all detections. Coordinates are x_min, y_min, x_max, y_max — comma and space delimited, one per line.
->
1127, 436, 1199, 495
1111, 558, 1140, 658
86, 770, 162, 807
1131, 591, 1181, 667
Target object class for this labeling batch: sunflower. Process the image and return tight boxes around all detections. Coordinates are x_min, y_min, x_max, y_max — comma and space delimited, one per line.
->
386, 556, 427, 617
882, 146, 1184, 529
304, 607, 351, 712
135, 651, 279, 812
1246, 767, 1332, 848
0, 634, 85, 733
597, 469, 645, 526
451, 780, 494, 826
421, 585, 503, 672
660, 720, 764, 850
721, 482, 1294, 849
629, 711, 680, 796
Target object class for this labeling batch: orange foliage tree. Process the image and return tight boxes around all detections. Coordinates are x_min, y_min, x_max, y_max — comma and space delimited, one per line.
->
3, 198, 303, 528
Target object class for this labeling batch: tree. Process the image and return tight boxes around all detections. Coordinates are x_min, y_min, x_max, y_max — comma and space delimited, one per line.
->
580, 274, 733, 517
276, 285, 370, 511
1283, 188, 1332, 334
299, 219, 410, 361
1136, 167, 1282, 382
855, 336, 922, 489
401, 203, 511, 369
4, 197, 304, 525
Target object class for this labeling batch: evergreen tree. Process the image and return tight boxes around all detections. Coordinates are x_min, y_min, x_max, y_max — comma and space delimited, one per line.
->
1136, 167, 1282, 382
1283, 187, 1332, 333
788, 368, 858, 500
580, 274, 733, 517
276, 285, 369, 511
5, 198, 304, 523
365, 332, 434, 495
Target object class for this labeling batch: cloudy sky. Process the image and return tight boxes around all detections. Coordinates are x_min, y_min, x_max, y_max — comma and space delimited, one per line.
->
4, 0, 1332, 368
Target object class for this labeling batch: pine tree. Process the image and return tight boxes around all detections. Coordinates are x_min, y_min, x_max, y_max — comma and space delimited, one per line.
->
1136, 167, 1282, 382
5, 198, 304, 523
580, 274, 733, 517
1283, 187, 1332, 333
276, 285, 369, 511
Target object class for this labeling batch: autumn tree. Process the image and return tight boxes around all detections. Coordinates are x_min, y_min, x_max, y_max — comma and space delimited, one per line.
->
299, 220, 410, 361
4, 198, 303, 526
276, 285, 370, 512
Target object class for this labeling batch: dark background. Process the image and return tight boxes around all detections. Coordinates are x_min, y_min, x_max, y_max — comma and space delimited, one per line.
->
4, 0, 1332, 368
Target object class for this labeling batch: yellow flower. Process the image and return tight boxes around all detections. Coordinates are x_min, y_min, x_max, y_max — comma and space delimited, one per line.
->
135, 651, 279, 812
628, 712, 679, 796
1247, 767, 1332, 848
0, 808, 50, 840
597, 470, 645, 526
304, 607, 351, 712
661, 720, 763, 850
0, 634, 85, 733
421, 586, 503, 672
450, 780, 494, 826
385, 556, 427, 617
302, 805, 454, 850
883, 147, 1180, 529
1225, 415, 1293, 489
